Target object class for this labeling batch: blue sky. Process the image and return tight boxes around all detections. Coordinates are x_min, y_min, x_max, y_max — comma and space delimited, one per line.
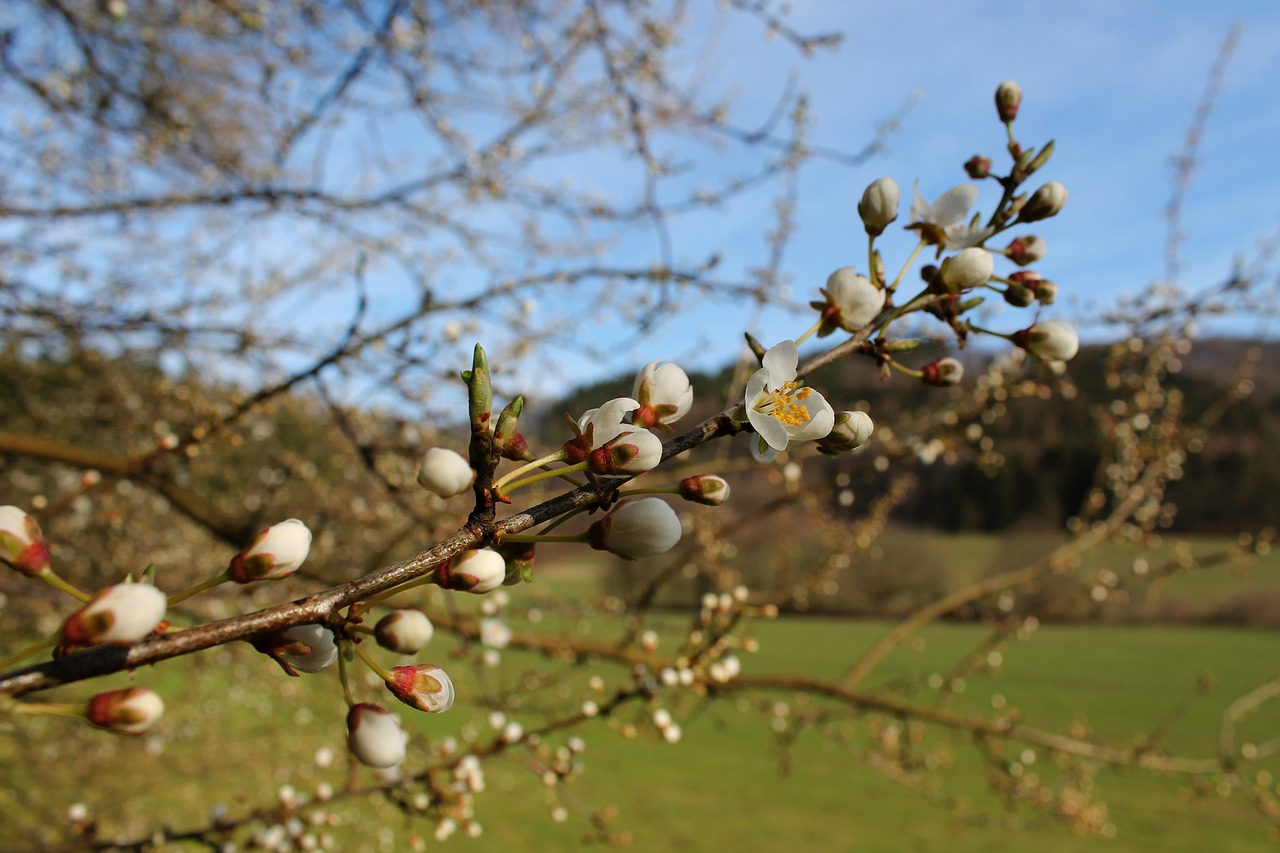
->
583, 0, 1280, 383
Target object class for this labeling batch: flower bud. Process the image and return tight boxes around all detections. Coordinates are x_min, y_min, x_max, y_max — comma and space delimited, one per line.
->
1034, 279, 1058, 305
1005, 235, 1046, 266
387, 664, 456, 714
586, 498, 682, 560
436, 549, 505, 594
0, 506, 52, 577
61, 583, 166, 646
817, 411, 874, 455
252, 623, 338, 675
678, 475, 730, 506
1003, 283, 1036, 307
374, 610, 435, 654
1012, 320, 1079, 362
498, 541, 535, 585
587, 429, 663, 476
632, 362, 693, 430
346, 703, 406, 768
816, 268, 886, 333
86, 687, 164, 736
964, 156, 992, 179
938, 248, 994, 291
857, 177, 900, 237
995, 80, 1022, 122
227, 519, 312, 584
416, 448, 475, 499
921, 357, 964, 386
1017, 181, 1068, 222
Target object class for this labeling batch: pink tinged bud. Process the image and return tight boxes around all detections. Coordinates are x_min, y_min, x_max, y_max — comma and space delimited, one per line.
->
996, 80, 1022, 122
1005, 235, 1046, 265
1018, 181, 1068, 223
964, 156, 992, 179
250, 624, 338, 676
61, 583, 166, 646
678, 475, 730, 506
587, 428, 663, 475
0, 505, 52, 576
939, 248, 994, 290
632, 361, 694, 430
818, 411, 874, 454
86, 687, 164, 736
416, 448, 475, 498
436, 549, 505, 593
1013, 320, 1079, 362
921, 357, 965, 386
346, 703, 407, 768
227, 519, 312, 584
374, 610, 435, 654
586, 498, 682, 561
388, 664, 456, 714
857, 177, 900, 236
821, 268, 886, 332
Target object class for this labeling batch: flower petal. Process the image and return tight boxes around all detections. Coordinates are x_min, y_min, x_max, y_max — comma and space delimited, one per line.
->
747, 403, 791, 451
761, 340, 798, 385
930, 184, 979, 227
787, 391, 835, 442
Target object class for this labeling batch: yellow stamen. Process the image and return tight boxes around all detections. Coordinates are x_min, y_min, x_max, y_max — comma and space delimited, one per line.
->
755, 381, 812, 428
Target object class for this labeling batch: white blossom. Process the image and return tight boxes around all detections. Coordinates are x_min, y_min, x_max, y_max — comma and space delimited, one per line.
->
744, 341, 834, 454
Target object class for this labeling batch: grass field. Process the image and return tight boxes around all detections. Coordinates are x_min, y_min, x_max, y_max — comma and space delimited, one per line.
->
3, 531, 1279, 852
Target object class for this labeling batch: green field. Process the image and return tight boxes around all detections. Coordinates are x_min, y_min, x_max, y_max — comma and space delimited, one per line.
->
4, 532, 1280, 852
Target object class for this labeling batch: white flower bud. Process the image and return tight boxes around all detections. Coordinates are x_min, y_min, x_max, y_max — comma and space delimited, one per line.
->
61, 583, 166, 646
857, 177, 900, 236
939, 248, 994, 290
346, 703, 406, 768
0, 505, 51, 576
1014, 320, 1079, 362
586, 498, 682, 560
921, 357, 965, 386
996, 80, 1022, 122
252, 624, 337, 675
821, 268, 887, 331
374, 610, 435, 654
632, 362, 694, 430
677, 475, 730, 506
86, 686, 164, 736
416, 448, 475, 498
1005, 235, 1046, 265
1018, 181, 1068, 222
388, 664, 456, 714
818, 411, 874, 454
228, 519, 312, 584
438, 549, 505, 593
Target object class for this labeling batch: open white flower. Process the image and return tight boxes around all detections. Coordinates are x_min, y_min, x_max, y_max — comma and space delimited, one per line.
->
908, 182, 993, 250
632, 362, 693, 431
744, 341, 834, 453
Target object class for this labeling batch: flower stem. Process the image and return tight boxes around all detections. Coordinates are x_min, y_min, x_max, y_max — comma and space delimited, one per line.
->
967, 323, 1011, 342
793, 318, 825, 346
167, 569, 231, 606
9, 701, 86, 720
39, 570, 92, 603
538, 505, 593, 535
868, 233, 877, 281
502, 460, 589, 494
887, 359, 924, 380
0, 636, 58, 672
352, 640, 395, 683
337, 642, 356, 708
494, 450, 568, 491
888, 239, 928, 294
